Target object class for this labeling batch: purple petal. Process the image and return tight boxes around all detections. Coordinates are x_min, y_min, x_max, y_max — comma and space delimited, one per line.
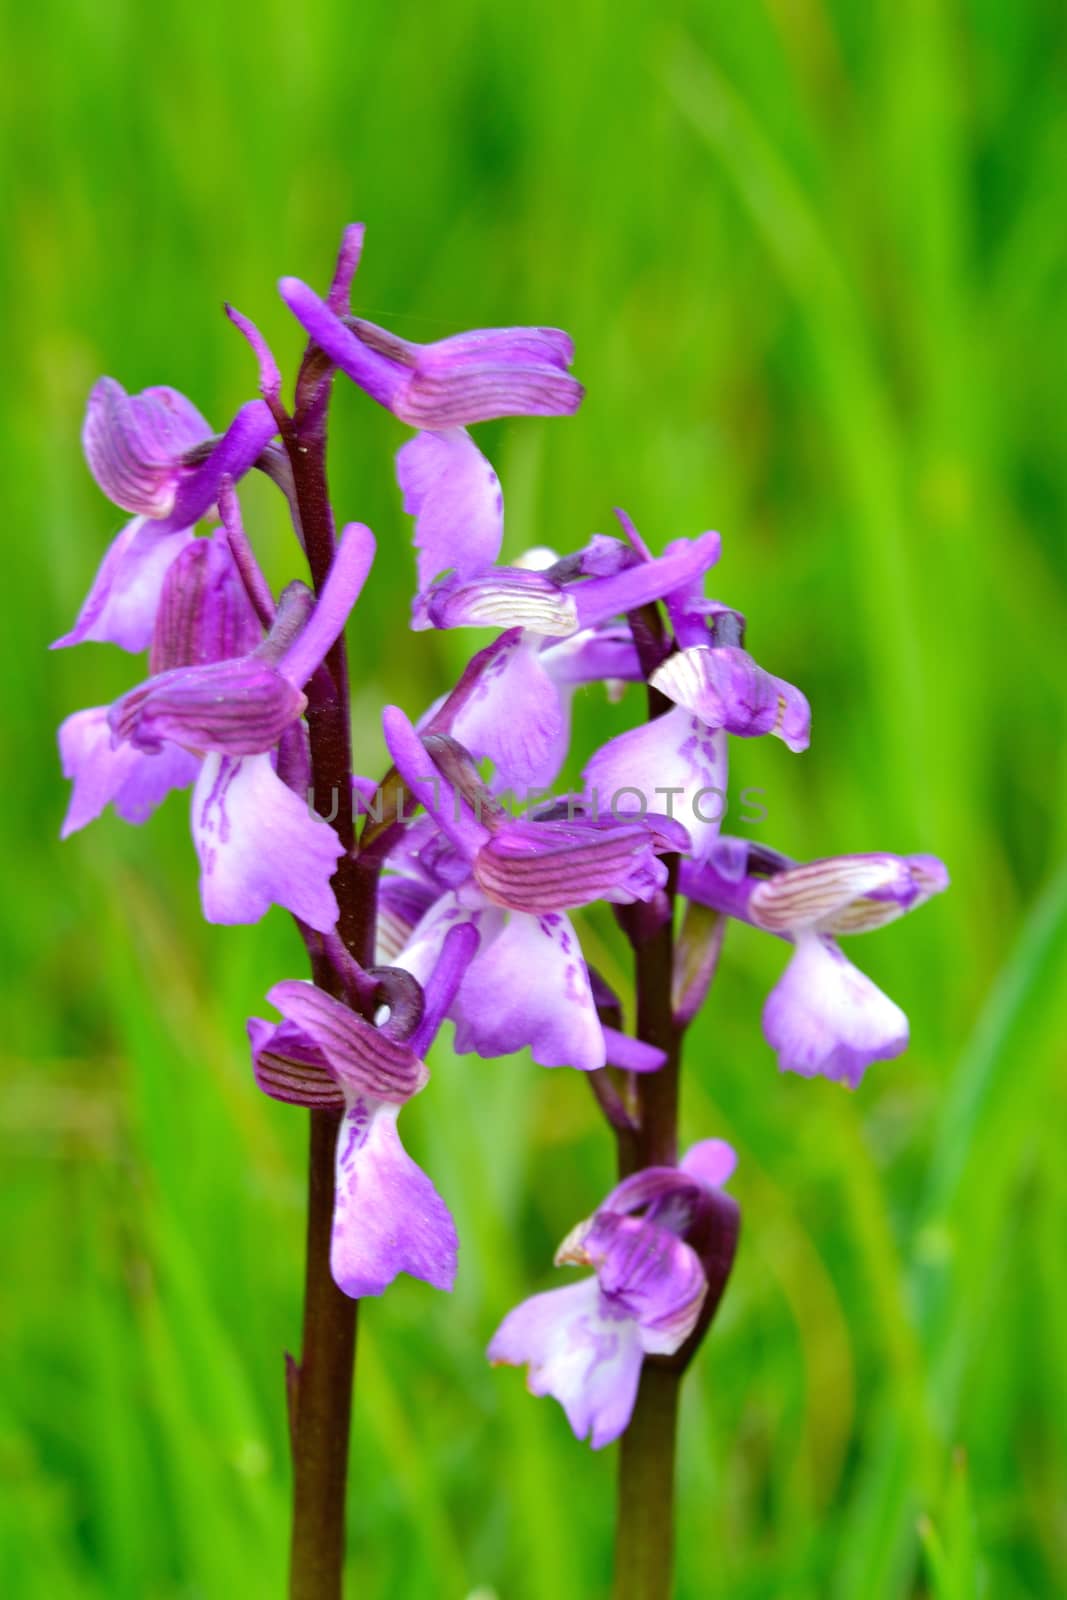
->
247, 1017, 344, 1109
601, 1028, 666, 1074
540, 626, 643, 686
579, 1213, 707, 1355
82, 378, 211, 516
331, 1099, 458, 1297
266, 980, 426, 1103
763, 934, 909, 1087
382, 705, 490, 859
454, 910, 605, 1070
58, 707, 198, 837
583, 705, 729, 863
149, 531, 262, 673
473, 814, 672, 912
449, 634, 567, 791
409, 922, 481, 1057
153, 400, 279, 536
192, 751, 342, 929
680, 1138, 738, 1190
750, 852, 943, 936
651, 644, 810, 752
424, 567, 579, 635
52, 518, 194, 653
279, 277, 406, 408
488, 1277, 643, 1449
573, 531, 722, 631
394, 334, 583, 429
110, 657, 305, 756
396, 430, 504, 589
276, 521, 376, 687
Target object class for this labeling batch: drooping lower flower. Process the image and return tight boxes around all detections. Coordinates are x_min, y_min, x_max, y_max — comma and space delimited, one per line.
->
249, 923, 477, 1298
488, 1141, 739, 1447
681, 842, 950, 1086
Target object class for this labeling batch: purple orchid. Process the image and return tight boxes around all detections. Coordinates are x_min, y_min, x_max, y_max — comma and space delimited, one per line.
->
381, 704, 687, 1069
54, 379, 278, 653
488, 1140, 738, 1448
249, 924, 477, 1298
681, 842, 950, 1086
279, 247, 582, 589
54, 225, 953, 1596
60, 520, 375, 930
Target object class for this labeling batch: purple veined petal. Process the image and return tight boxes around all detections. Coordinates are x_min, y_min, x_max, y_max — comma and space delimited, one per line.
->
454, 909, 605, 1070
601, 1028, 666, 1074
247, 1017, 345, 1109
266, 979, 426, 1102
149, 530, 263, 674
650, 645, 811, 752
52, 518, 195, 653
763, 933, 909, 1088
402, 323, 576, 370
680, 1138, 738, 1190
577, 1213, 707, 1355
331, 1097, 458, 1298
449, 633, 568, 792
572, 531, 722, 631
276, 522, 376, 688
472, 814, 672, 913
225, 305, 283, 404
424, 567, 579, 636
58, 707, 199, 837
396, 429, 504, 590
351, 316, 583, 428
82, 378, 212, 517
110, 656, 306, 756
583, 705, 729, 864
487, 1277, 644, 1449
409, 921, 481, 1058
192, 751, 342, 930
382, 705, 490, 859
750, 852, 939, 936
153, 399, 279, 536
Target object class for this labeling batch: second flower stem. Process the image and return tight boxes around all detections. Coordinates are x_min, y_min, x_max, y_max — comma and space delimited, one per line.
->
613, 869, 683, 1600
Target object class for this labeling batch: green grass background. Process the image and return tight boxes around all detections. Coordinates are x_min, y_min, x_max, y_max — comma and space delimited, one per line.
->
3, 0, 1065, 1595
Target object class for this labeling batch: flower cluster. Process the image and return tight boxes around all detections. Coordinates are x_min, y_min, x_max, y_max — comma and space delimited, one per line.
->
57, 224, 948, 1451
